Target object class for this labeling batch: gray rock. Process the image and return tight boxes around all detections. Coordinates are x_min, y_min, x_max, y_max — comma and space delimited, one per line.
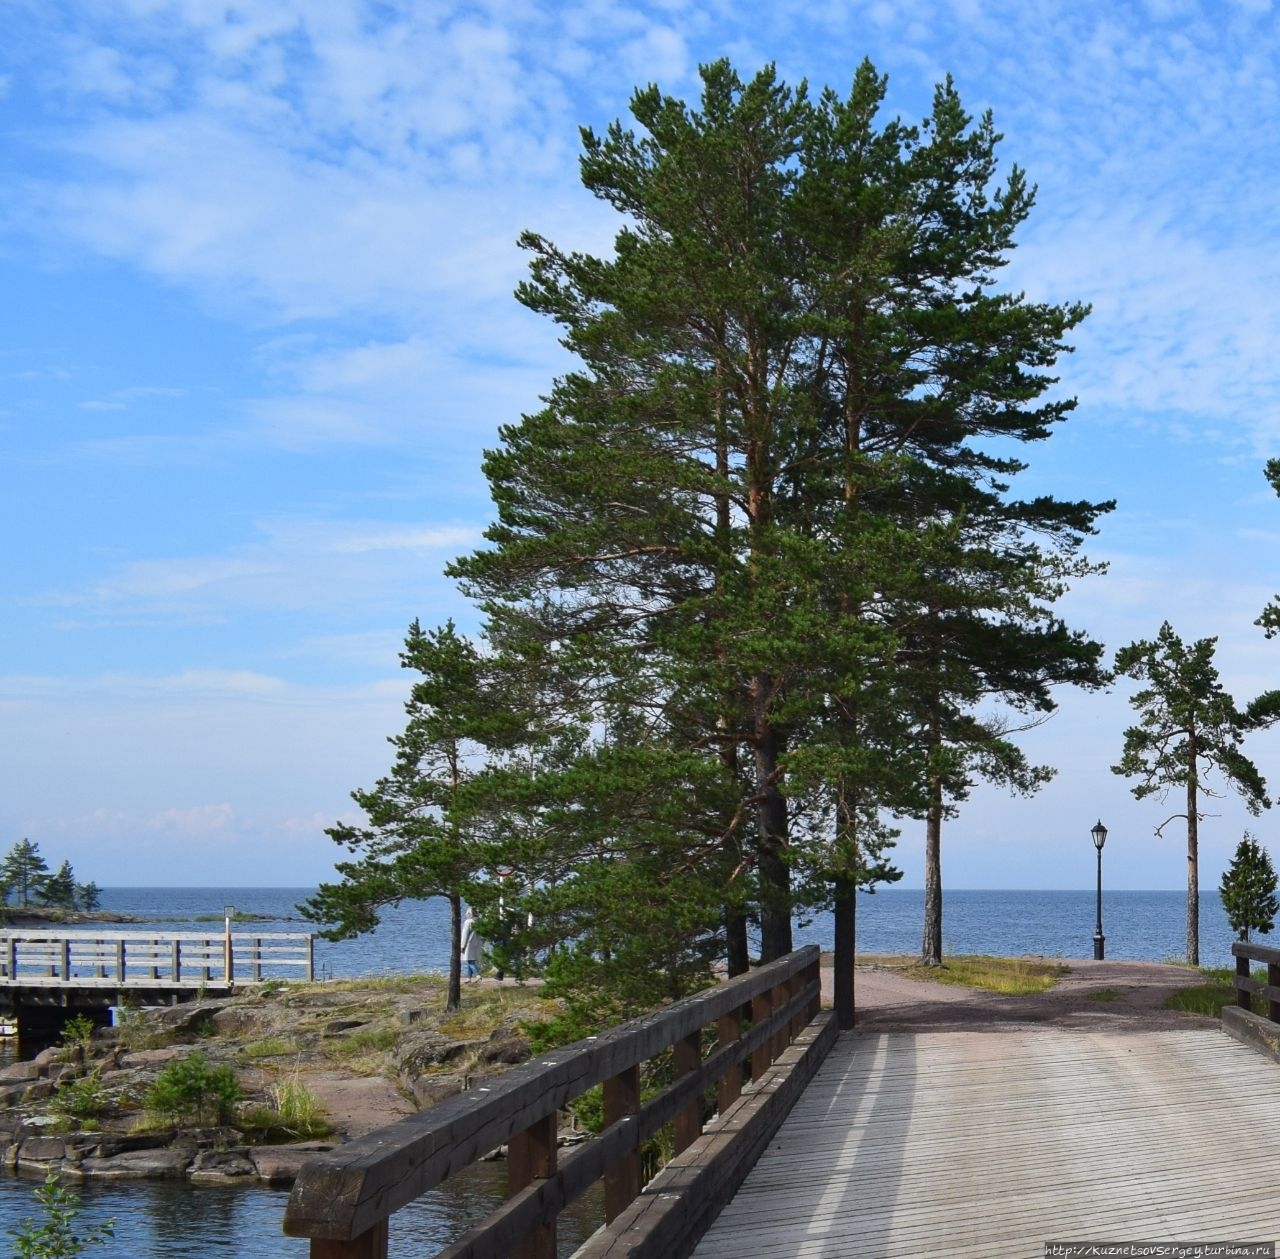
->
249, 1142, 335, 1185
189, 1148, 257, 1183
402, 1074, 467, 1108
479, 1036, 530, 1066
398, 1031, 485, 1072
80, 1147, 195, 1179
18, 1136, 66, 1166
119, 1046, 195, 1069
0, 1062, 42, 1082
323, 1018, 367, 1037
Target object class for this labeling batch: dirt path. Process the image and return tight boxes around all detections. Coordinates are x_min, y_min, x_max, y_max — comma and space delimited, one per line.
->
825, 958, 1220, 1033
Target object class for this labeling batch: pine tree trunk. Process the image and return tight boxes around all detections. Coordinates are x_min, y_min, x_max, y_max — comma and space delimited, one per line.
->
922, 768, 944, 965
834, 877, 856, 1030
447, 892, 463, 1011
754, 683, 792, 961
1186, 768, 1199, 967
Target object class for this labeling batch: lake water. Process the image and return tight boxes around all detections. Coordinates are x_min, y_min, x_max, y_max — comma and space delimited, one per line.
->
0, 885, 1244, 1255
91, 884, 1247, 976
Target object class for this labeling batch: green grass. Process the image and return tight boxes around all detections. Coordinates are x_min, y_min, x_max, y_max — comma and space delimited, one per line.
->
1163, 966, 1266, 1018
899, 955, 1069, 995
1086, 988, 1123, 1002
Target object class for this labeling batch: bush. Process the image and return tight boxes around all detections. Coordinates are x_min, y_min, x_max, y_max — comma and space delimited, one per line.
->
58, 1015, 96, 1055
8, 1172, 113, 1258
49, 1075, 108, 1124
144, 1052, 241, 1127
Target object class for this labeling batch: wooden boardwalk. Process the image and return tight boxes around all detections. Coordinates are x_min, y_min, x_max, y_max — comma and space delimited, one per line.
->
691, 1027, 1280, 1258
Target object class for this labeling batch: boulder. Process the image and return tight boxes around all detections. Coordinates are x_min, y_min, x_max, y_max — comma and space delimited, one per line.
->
479, 1036, 530, 1066
17, 1136, 67, 1167
402, 1074, 466, 1108
79, 1147, 195, 1179
323, 1018, 368, 1037
0, 1062, 42, 1082
119, 1046, 196, 1069
189, 1148, 257, 1183
398, 1031, 486, 1072
250, 1142, 335, 1185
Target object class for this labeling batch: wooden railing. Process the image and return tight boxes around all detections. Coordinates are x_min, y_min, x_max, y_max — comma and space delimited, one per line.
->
1223, 940, 1280, 1060
0, 930, 314, 987
284, 945, 833, 1259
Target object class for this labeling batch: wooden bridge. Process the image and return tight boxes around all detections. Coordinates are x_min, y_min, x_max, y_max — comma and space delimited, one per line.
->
0, 927, 314, 1009
283, 942, 1280, 1258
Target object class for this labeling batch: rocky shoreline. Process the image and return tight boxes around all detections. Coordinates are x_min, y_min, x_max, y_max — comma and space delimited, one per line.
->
0, 976, 561, 1187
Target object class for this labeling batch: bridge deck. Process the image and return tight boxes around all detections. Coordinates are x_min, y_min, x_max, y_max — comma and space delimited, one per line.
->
691, 1027, 1280, 1258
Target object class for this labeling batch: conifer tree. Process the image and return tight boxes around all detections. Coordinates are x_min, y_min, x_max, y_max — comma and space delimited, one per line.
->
1219, 833, 1278, 943
1113, 622, 1269, 965
452, 59, 1107, 977
300, 620, 510, 1011
2, 838, 49, 908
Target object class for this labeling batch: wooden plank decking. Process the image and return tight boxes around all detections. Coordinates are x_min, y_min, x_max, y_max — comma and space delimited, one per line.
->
690, 1027, 1280, 1258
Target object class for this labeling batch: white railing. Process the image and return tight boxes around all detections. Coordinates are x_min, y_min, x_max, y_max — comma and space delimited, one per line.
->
0, 930, 314, 987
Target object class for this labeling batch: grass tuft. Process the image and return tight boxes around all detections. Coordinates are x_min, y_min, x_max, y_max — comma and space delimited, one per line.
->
900, 955, 1069, 995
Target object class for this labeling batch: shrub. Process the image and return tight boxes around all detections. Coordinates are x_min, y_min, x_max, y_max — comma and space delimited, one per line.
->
8, 1172, 113, 1257
58, 1015, 96, 1054
144, 1052, 241, 1126
49, 1075, 108, 1124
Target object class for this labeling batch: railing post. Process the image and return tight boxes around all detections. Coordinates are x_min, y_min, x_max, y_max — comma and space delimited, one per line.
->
603, 1064, 641, 1223
4, 937, 13, 979
115, 940, 125, 983
308, 1222, 388, 1258
774, 979, 792, 1060
673, 1030, 702, 1155
1237, 952, 1252, 1010
252, 938, 262, 983
751, 988, 774, 1079
804, 954, 821, 1021
60, 940, 70, 981
307, 935, 315, 982
1268, 960, 1280, 1024
508, 1113, 557, 1259
717, 1005, 744, 1112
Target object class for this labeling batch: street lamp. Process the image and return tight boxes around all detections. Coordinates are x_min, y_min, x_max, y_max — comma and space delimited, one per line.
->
1091, 820, 1107, 960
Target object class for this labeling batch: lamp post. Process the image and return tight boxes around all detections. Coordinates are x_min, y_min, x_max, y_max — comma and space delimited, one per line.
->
1091, 820, 1107, 960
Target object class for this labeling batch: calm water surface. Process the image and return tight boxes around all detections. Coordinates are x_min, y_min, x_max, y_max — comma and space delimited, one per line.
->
0, 885, 1240, 1255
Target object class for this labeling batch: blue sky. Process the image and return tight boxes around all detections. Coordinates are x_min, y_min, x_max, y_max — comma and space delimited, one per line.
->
4, 0, 1280, 892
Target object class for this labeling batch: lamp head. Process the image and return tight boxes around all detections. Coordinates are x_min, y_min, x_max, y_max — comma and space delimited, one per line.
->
1091, 820, 1107, 851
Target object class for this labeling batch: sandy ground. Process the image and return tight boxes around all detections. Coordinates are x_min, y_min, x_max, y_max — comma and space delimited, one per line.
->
832, 957, 1221, 1033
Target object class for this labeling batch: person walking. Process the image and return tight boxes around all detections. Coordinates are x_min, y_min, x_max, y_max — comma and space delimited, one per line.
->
460, 906, 483, 981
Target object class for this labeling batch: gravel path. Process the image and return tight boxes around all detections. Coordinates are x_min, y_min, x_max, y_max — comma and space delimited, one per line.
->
827, 957, 1221, 1033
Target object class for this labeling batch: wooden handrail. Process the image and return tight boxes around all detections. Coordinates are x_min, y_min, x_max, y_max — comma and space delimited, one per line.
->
283, 945, 824, 1258
1233, 940, 1280, 1022
0, 930, 314, 986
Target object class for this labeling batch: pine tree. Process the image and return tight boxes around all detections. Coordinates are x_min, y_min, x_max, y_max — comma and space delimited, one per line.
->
1220, 833, 1278, 943
40, 860, 77, 911
451, 59, 1106, 979
300, 620, 515, 1011
2, 839, 49, 908
1113, 623, 1269, 964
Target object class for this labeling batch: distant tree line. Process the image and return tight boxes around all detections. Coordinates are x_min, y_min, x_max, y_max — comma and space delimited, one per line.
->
1, 838, 102, 914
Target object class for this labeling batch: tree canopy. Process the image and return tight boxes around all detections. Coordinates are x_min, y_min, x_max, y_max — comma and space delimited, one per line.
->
1113, 622, 1269, 965
1220, 833, 1278, 943
309, 59, 1108, 1027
